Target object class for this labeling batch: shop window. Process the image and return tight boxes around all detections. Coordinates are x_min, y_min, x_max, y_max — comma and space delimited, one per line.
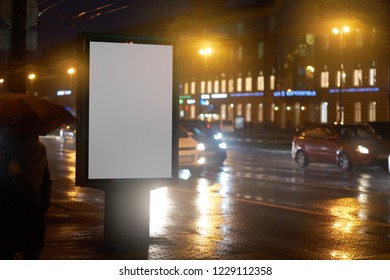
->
336, 101, 344, 123
270, 103, 275, 122
228, 103, 234, 120
258, 103, 263, 122
190, 105, 196, 119
237, 103, 243, 116
221, 104, 227, 120
245, 103, 252, 122
368, 101, 376, 121
320, 102, 328, 123
354, 102, 361, 122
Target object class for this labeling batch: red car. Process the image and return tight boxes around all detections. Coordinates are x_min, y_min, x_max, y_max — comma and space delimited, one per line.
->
292, 123, 390, 171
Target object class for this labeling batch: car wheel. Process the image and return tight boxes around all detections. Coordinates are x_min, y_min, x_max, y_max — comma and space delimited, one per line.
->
296, 150, 308, 168
337, 153, 352, 171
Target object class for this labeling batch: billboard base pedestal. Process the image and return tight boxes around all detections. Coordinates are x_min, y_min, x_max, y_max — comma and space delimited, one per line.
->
104, 187, 150, 257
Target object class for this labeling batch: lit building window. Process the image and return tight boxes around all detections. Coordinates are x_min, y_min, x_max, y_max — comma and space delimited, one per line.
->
354, 102, 361, 122
207, 80, 213, 93
228, 78, 234, 92
191, 81, 196, 94
245, 76, 252, 91
321, 65, 329, 88
369, 61, 376, 86
221, 79, 226, 93
258, 103, 264, 122
221, 104, 227, 120
270, 75, 275, 90
368, 101, 376, 121
336, 65, 346, 87
353, 67, 363, 87
184, 82, 189, 94
258, 42, 264, 59
257, 72, 264, 91
237, 76, 242, 92
356, 28, 363, 47
200, 80, 206, 94
238, 46, 243, 61
245, 103, 252, 122
270, 68, 276, 90
237, 103, 242, 116
214, 80, 219, 93
320, 102, 328, 123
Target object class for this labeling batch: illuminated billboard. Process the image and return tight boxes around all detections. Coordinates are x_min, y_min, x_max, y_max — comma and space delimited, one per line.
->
76, 34, 178, 189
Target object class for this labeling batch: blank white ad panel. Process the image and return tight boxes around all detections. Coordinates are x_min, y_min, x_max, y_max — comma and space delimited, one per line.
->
88, 41, 173, 179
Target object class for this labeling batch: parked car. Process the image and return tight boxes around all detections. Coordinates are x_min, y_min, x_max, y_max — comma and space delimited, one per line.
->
179, 120, 227, 166
365, 121, 390, 141
292, 123, 390, 171
178, 125, 206, 176
60, 122, 76, 141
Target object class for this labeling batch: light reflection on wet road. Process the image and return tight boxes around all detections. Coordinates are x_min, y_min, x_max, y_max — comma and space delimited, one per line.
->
41, 136, 390, 259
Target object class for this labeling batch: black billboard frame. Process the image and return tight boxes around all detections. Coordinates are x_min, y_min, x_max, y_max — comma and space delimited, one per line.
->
76, 33, 179, 191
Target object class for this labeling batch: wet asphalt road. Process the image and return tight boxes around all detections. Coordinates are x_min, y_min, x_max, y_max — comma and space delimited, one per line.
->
40, 135, 390, 260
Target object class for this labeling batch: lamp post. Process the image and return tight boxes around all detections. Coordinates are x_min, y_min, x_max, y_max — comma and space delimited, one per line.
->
28, 73, 36, 94
332, 26, 350, 124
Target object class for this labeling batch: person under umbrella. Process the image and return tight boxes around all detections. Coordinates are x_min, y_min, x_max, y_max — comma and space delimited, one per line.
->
0, 93, 74, 259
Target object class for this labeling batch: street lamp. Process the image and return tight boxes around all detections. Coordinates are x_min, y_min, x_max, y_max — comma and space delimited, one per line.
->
28, 73, 36, 94
67, 67, 75, 91
0, 78, 4, 94
332, 26, 350, 124
199, 47, 212, 70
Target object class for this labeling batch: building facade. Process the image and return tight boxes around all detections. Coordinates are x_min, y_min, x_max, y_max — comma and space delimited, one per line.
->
177, 0, 390, 130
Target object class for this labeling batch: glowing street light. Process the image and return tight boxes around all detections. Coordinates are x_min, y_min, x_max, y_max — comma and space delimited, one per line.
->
199, 47, 212, 56
332, 25, 350, 124
28, 73, 36, 94
0, 78, 4, 94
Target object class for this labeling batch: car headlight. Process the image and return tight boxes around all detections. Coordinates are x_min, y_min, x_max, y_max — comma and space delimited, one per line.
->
357, 145, 369, 154
214, 132, 223, 140
197, 157, 206, 165
218, 142, 227, 149
197, 143, 206, 151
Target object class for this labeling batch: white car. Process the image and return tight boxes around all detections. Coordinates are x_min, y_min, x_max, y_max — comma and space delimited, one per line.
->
178, 125, 206, 176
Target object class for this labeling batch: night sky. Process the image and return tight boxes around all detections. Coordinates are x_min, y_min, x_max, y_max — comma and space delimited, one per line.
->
34, 0, 190, 51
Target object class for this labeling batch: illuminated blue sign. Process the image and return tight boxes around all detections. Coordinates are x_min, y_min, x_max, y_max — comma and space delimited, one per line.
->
231, 92, 264, 97
274, 90, 316, 97
329, 87, 380, 94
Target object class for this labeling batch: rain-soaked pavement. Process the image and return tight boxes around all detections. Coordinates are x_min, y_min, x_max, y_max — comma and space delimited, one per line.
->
38, 134, 390, 260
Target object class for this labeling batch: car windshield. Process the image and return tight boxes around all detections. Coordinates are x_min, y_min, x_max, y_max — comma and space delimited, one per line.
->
337, 125, 378, 140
